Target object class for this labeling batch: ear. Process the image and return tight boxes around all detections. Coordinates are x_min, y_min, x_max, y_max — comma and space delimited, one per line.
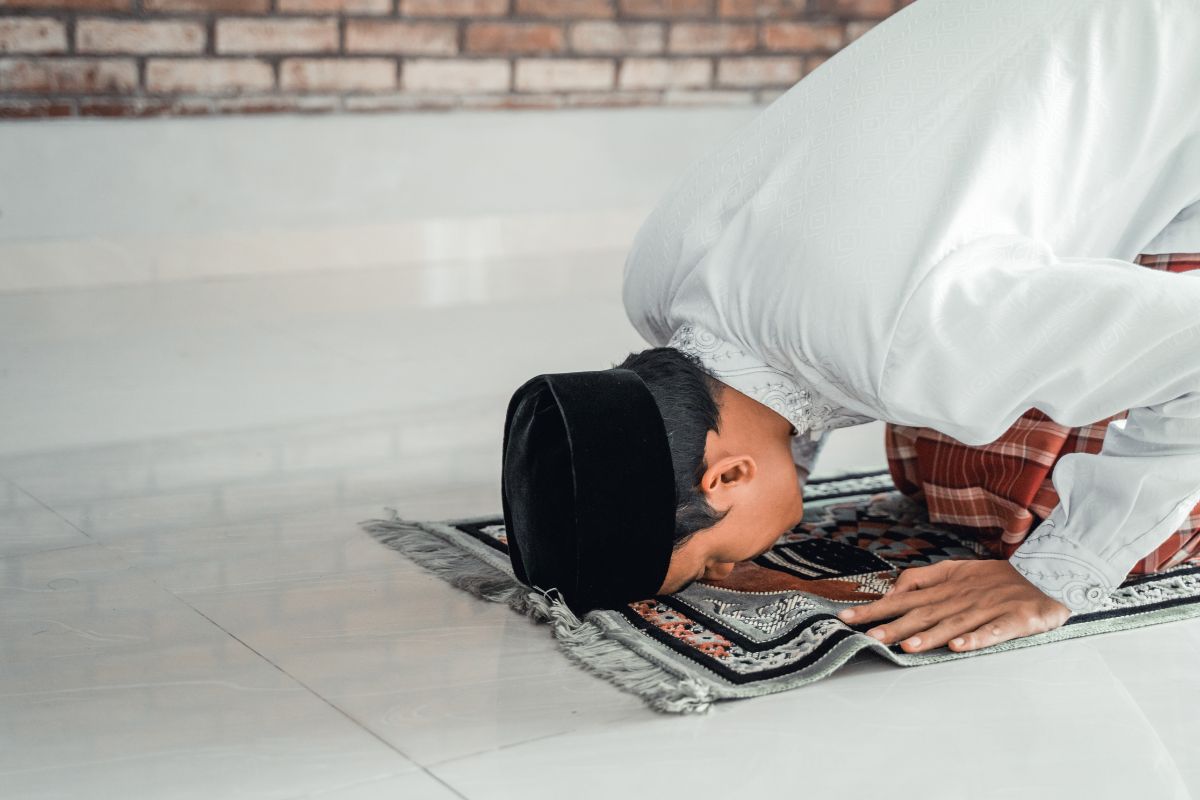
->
699, 453, 757, 511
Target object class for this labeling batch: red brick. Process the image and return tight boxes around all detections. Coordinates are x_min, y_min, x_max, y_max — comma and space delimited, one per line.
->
717, 0, 805, 18
79, 97, 176, 116
620, 0, 707, 17
565, 90, 658, 107
761, 22, 842, 51
755, 86, 787, 103
618, 56, 708, 89
804, 52, 829, 74
0, 57, 136, 92
280, 0, 389, 12
345, 91, 462, 110
569, 21, 662, 54
345, 21, 457, 55
210, 94, 338, 113
77, 19, 205, 54
460, 93, 561, 110
0, 17, 67, 54
281, 58, 396, 90
466, 23, 564, 54
663, 88, 754, 105
716, 55, 801, 86
146, 57, 274, 92
402, 58, 509, 91
514, 0, 614, 19
0, 0, 127, 10
845, 20, 875, 41
812, 0, 894, 18
0, 98, 74, 117
148, 97, 216, 114
145, 0, 267, 11
401, 0, 507, 14
668, 23, 755, 54
217, 18, 337, 54
514, 57, 613, 90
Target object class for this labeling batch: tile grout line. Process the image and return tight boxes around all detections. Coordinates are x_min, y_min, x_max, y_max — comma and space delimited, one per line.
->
13, 473, 648, 789
3, 478, 471, 798
427, 729, 575, 771
174, 599, 459, 791
422, 707, 653, 774
423, 769, 471, 800
5, 480, 97, 543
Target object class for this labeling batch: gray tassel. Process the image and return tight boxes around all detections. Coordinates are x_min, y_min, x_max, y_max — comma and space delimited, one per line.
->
357, 510, 548, 618
358, 510, 716, 713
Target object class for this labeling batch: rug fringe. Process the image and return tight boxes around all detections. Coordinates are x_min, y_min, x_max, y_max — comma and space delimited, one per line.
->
358, 511, 716, 714
531, 591, 716, 714
358, 511, 550, 620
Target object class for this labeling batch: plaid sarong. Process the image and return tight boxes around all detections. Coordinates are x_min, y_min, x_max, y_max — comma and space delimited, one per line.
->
884, 250, 1200, 578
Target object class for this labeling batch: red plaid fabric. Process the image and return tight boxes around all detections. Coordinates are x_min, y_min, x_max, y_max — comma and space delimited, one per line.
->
884, 251, 1200, 579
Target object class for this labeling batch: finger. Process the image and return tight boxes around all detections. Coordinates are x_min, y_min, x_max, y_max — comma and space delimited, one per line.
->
947, 614, 1024, 652
837, 583, 946, 624
892, 608, 999, 653
860, 600, 969, 646
886, 561, 953, 596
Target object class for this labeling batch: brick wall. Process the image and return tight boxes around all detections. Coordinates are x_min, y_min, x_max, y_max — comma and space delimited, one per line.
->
0, 0, 910, 119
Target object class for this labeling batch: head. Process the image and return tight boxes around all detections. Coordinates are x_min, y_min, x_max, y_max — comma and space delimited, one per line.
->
614, 347, 806, 596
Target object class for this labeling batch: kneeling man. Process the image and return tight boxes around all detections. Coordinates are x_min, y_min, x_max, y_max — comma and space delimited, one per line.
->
501, 0, 1200, 654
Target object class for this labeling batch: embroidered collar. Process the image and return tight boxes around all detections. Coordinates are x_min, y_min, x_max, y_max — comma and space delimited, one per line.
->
667, 323, 853, 436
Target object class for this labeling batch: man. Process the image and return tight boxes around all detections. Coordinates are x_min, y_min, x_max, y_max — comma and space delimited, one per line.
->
501, 0, 1200, 654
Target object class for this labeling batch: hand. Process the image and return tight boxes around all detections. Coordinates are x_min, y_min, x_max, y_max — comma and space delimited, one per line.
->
835, 559, 1072, 653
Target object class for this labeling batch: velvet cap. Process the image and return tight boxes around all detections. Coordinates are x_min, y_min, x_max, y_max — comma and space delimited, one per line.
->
501, 368, 677, 615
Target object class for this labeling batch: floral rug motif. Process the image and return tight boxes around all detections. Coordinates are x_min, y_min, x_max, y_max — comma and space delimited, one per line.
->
360, 470, 1200, 713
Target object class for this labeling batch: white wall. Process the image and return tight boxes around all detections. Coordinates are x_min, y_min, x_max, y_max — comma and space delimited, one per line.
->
0, 106, 762, 292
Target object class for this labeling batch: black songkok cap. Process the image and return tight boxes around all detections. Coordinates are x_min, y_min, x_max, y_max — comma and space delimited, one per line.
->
501, 369, 677, 616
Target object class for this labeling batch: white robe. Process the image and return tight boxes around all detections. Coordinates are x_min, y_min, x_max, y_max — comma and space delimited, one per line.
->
621, 0, 1200, 613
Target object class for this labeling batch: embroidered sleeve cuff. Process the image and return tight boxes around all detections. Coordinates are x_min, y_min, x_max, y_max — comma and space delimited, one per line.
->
1008, 517, 1124, 614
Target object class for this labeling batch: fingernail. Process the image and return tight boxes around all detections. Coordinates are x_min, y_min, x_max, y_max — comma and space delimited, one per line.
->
839, 609, 855, 620
905, 637, 920, 648
868, 628, 884, 640
951, 637, 965, 647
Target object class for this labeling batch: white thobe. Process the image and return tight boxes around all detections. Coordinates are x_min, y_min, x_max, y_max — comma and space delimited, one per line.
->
621, 0, 1200, 613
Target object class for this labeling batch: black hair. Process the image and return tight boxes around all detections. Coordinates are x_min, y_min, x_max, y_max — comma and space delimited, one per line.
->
613, 346, 729, 550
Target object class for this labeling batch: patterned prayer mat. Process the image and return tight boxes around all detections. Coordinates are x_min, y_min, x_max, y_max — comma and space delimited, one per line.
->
359, 469, 1200, 714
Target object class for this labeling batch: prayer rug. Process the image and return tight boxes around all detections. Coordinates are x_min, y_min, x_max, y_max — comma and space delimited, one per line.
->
359, 469, 1200, 714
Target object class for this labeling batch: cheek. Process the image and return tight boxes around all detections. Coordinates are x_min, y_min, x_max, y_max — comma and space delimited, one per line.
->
665, 548, 700, 589
760, 530, 781, 556
777, 465, 802, 512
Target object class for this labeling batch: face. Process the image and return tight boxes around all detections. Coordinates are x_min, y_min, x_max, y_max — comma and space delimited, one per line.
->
656, 386, 806, 595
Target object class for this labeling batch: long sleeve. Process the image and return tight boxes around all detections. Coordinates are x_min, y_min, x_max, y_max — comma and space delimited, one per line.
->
877, 233, 1200, 613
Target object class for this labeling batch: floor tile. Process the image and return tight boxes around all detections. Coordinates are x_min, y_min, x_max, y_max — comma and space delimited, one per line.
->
0, 636, 418, 800
430, 632, 1200, 800
102, 502, 422, 594
0, 533, 417, 800
0, 545, 216, 665
176, 566, 650, 766
286, 770, 464, 800
0, 480, 92, 558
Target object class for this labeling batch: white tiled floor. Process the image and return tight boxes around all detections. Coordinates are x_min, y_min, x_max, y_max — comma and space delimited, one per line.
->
3, 111, 1200, 800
